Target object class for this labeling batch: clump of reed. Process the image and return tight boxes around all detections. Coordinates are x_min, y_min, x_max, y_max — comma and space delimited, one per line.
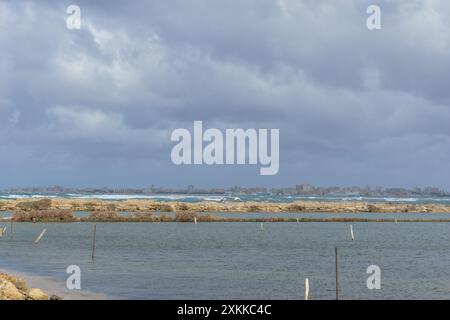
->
86, 211, 124, 222
12, 210, 75, 222
128, 212, 158, 222
365, 204, 379, 212
153, 203, 174, 212
106, 203, 117, 211
16, 199, 52, 211
286, 203, 306, 212
84, 211, 163, 222
196, 214, 223, 222
83, 202, 99, 211
176, 203, 190, 211
405, 205, 418, 212
158, 214, 174, 222
174, 211, 197, 222
173, 212, 224, 222
246, 205, 262, 212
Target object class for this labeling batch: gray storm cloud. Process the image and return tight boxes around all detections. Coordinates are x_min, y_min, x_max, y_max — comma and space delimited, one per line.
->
0, 0, 449, 188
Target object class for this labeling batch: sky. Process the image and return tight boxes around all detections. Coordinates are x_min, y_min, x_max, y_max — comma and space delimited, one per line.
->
1, 0, 449, 189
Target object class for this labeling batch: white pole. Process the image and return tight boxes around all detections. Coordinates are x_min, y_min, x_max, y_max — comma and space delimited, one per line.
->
260, 222, 264, 231
194, 217, 197, 224
34, 229, 46, 244
349, 224, 355, 241
305, 278, 310, 300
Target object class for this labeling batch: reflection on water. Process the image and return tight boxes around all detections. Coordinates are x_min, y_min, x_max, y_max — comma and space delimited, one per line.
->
1, 221, 450, 299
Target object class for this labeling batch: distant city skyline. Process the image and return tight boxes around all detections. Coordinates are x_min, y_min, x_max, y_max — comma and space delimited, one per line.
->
4, 183, 448, 197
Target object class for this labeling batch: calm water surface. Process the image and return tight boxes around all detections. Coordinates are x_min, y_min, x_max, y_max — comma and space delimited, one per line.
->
1, 221, 450, 299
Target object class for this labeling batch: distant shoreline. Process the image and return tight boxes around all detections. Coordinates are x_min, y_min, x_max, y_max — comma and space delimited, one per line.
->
1, 197, 450, 214
0, 198, 449, 223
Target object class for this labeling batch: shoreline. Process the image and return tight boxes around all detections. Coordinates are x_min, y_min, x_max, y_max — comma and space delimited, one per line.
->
0, 198, 449, 213
5, 216, 450, 223
0, 268, 110, 300
3, 213, 450, 223
1, 197, 450, 223
0, 270, 53, 300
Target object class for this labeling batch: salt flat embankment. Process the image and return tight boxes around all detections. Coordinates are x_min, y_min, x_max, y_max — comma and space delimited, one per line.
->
0, 198, 449, 214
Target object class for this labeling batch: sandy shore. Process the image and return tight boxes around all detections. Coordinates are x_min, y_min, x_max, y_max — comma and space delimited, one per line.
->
0, 198, 449, 213
0, 268, 110, 300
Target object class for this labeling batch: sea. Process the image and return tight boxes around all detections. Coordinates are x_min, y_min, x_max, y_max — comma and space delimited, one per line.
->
0, 192, 449, 205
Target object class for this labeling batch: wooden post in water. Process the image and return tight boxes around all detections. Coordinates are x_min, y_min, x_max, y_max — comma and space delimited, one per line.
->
194, 217, 197, 224
0, 226, 3, 238
260, 222, 264, 231
296, 218, 300, 224
349, 224, 355, 241
91, 224, 97, 260
335, 247, 339, 300
34, 229, 46, 244
304, 278, 310, 300
395, 219, 398, 224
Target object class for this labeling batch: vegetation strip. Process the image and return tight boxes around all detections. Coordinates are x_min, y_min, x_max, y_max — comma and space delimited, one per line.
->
0, 198, 450, 214
3, 210, 450, 223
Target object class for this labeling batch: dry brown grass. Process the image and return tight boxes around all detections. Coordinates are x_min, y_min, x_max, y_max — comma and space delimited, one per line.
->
176, 203, 190, 211
365, 204, 380, 212
16, 199, 52, 211
106, 203, 117, 211
246, 205, 262, 212
286, 203, 306, 212
83, 202, 99, 211
82, 211, 161, 222
197, 214, 223, 222
154, 203, 174, 212
12, 210, 75, 222
174, 211, 197, 222
88, 211, 121, 220
158, 214, 173, 222
128, 212, 158, 222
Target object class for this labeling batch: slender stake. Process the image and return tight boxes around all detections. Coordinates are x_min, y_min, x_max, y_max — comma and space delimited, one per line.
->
194, 217, 197, 224
304, 278, 310, 300
34, 229, 46, 244
10, 219, 13, 239
349, 224, 355, 241
260, 222, 264, 231
335, 247, 339, 300
91, 224, 97, 260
